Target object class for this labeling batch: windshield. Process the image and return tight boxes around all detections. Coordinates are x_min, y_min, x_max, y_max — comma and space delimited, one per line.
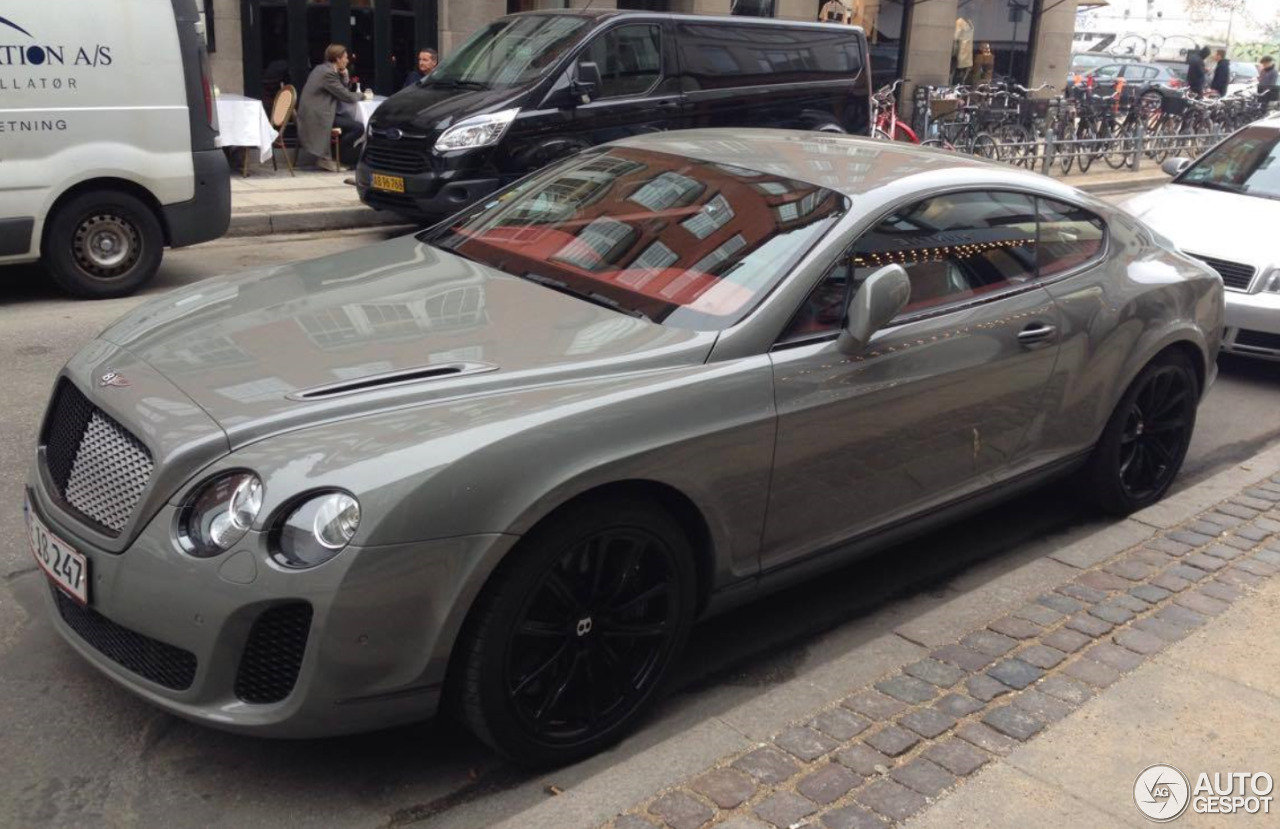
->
1178, 126, 1280, 200
419, 147, 846, 331
428, 15, 591, 89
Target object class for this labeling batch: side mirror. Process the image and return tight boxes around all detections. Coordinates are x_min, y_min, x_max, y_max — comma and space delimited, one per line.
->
1161, 157, 1191, 177
837, 264, 911, 355
571, 61, 603, 104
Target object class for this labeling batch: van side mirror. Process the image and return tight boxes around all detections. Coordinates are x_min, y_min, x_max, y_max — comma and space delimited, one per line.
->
1161, 157, 1191, 177
572, 61, 603, 104
836, 265, 911, 355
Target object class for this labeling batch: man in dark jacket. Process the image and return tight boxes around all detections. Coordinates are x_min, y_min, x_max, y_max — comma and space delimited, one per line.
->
402, 48, 438, 89
1210, 49, 1230, 96
299, 43, 364, 171
1260, 56, 1279, 104
1187, 47, 1207, 95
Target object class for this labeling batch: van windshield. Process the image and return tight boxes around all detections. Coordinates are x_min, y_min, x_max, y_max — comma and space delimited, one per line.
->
427, 15, 591, 89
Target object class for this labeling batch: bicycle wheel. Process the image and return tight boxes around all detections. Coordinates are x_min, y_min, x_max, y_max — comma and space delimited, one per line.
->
920, 138, 956, 152
1104, 122, 1133, 169
873, 128, 894, 142
1056, 121, 1075, 174
971, 132, 999, 160
1076, 121, 1097, 173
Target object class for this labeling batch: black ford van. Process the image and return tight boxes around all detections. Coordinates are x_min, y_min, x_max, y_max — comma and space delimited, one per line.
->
357, 11, 871, 220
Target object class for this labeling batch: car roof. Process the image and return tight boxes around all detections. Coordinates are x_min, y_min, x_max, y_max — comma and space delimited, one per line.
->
506, 8, 866, 33
607, 130, 1071, 199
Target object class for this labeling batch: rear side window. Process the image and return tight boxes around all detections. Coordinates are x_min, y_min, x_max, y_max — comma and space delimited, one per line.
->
780, 191, 1038, 340
1037, 199, 1106, 278
677, 23, 863, 89
580, 24, 663, 98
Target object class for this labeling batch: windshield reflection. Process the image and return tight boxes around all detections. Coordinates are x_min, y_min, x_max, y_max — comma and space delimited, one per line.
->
1179, 126, 1280, 201
428, 15, 590, 89
420, 147, 846, 331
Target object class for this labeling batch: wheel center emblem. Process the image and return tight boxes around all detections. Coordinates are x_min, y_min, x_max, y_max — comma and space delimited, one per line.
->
1135, 421, 1145, 436
576, 617, 593, 637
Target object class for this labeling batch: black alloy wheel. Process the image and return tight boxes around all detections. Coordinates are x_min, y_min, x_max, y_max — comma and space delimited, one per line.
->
1085, 351, 1198, 515
454, 500, 695, 766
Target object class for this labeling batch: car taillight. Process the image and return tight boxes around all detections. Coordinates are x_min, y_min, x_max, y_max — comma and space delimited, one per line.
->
198, 44, 218, 133
1169, 78, 1183, 88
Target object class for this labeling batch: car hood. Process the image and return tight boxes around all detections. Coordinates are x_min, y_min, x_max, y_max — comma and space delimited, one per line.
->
99, 235, 714, 448
371, 81, 527, 133
1123, 183, 1280, 268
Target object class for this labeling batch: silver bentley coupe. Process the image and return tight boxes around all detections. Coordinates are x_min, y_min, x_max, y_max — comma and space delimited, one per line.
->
26, 131, 1222, 766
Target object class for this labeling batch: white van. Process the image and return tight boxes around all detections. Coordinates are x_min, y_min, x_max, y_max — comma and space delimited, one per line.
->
0, 0, 229, 297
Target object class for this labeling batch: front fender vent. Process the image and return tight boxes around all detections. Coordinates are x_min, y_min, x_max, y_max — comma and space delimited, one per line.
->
289, 361, 497, 400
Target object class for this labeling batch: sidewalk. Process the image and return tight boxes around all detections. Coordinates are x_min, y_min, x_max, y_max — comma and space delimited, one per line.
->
478, 442, 1280, 829
226, 156, 1169, 238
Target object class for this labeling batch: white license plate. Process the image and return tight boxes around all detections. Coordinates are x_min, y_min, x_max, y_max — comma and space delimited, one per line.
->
25, 498, 89, 604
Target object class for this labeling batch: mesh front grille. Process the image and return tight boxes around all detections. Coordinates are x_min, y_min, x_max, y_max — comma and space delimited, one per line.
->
363, 137, 430, 175
234, 603, 313, 704
52, 586, 197, 691
41, 380, 153, 535
1189, 253, 1256, 291
1235, 329, 1280, 351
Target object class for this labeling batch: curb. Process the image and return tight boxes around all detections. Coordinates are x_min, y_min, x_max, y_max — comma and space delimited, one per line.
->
1074, 171, 1168, 195
227, 205, 409, 237
481, 439, 1280, 829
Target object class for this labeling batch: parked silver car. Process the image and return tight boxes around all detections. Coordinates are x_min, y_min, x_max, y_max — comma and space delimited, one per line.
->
26, 131, 1221, 766
1124, 115, 1280, 361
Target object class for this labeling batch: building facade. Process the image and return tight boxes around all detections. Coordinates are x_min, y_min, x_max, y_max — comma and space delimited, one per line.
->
205, 0, 1076, 104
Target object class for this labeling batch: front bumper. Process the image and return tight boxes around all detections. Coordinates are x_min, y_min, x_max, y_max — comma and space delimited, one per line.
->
1223, 289, 1280, 361
28, 476, 517, 738
355, 160, 501, 222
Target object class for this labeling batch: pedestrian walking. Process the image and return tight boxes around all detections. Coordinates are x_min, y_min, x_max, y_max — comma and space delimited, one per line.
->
1210, 49, 1230, 97
1187, 46, 1207, 95
298, 43, 365, 171
1260, 56, 1279, 104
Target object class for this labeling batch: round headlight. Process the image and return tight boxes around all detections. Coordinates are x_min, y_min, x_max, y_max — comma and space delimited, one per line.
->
271, 492, 360, 570
177, 472, 263, 558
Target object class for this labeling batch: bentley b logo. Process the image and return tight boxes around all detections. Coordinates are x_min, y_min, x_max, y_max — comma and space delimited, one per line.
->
98, 371, 130, 388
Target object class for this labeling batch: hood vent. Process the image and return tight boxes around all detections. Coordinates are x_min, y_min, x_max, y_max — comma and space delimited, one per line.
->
290, 362, 498, 400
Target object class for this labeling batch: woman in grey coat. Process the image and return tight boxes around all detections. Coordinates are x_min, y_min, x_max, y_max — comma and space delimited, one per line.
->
298, 44, 364, 171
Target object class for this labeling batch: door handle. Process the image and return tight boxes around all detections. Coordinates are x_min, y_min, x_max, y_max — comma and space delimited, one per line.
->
656, 99, 680, 108
1017, 323, 1058, 345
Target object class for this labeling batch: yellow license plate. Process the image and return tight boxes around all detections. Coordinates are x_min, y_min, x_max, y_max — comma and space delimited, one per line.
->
371, 173, 405, 194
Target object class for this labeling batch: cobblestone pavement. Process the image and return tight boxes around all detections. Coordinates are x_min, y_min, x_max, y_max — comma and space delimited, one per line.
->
600, 474, 1280, 829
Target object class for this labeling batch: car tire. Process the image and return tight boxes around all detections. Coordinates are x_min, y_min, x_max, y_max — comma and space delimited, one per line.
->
811, 121, 845, 134
453, 498, 697, 766
1084, 350, 1199, 516
42, 189, 164, 298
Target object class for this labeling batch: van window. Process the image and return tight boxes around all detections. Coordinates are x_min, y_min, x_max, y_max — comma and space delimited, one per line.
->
431, 15, 592, 89
677, 23, 864, 89
579, 24, 663, 98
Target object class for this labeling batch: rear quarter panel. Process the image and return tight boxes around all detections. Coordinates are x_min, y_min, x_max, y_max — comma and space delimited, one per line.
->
1026, 203, 1222, 467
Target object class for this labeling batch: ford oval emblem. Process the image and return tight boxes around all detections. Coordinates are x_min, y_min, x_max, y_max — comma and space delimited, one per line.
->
386, 128, 403, 141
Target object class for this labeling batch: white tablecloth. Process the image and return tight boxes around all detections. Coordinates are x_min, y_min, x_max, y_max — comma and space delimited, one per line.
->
216, 94, 279, 164
340, 95, 387, 130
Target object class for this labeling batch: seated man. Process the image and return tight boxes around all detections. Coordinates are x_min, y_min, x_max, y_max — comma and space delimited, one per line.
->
403, 47, 438, 89
299, 43, 364, 171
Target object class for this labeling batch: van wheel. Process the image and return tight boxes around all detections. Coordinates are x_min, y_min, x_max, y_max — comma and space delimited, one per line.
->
453, 498, 696, 766
43, 190, 163, 298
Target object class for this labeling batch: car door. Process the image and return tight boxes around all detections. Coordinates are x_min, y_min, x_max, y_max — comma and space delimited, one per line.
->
568, 21, 685, 145
1090, 63, 1123, 96
761, 190, 1063, 571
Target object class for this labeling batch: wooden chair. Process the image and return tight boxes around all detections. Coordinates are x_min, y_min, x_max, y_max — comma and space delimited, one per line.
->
268, 84, 298, 176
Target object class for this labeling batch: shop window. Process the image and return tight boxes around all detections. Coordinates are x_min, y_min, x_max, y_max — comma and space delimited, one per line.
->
731, 0, 776, 16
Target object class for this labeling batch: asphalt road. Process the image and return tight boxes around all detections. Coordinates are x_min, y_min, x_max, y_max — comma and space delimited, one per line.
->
0, 224, 1277, 829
